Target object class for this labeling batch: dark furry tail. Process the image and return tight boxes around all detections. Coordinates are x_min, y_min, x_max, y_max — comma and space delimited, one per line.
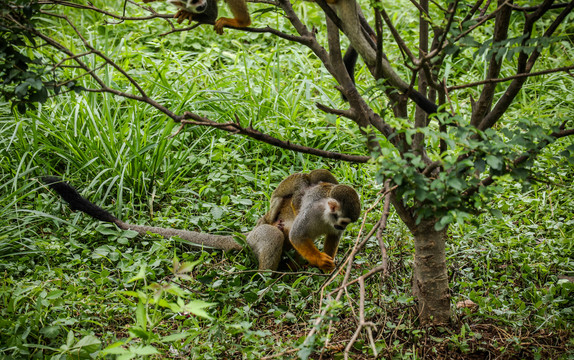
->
342, 45, 359, 102
42, 176, 119, 224
43, 176, 242, 251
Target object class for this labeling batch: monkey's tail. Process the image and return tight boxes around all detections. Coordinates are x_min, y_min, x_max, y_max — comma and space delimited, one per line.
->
341, 45, 359, 102
42, 177, 242, 252
43, 176, 119, 223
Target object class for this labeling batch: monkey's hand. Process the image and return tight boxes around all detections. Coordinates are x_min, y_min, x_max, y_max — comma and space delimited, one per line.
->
174, 9, 195, 24
313, 252, 335, 272
213, 17, 230, 34
214, 16, 251, 35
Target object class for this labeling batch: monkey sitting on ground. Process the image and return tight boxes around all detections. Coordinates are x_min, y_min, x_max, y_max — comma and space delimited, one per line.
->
257, 169, 338, 227
143, 0, 249, 34
256, 169, 360, 271
43, 170, 360, 272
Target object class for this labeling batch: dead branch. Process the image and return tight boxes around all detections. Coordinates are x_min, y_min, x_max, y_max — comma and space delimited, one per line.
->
448, 65, 574, 91
478, 1, 574, 131
377, 181, 392, 276
297, 183, 396, 357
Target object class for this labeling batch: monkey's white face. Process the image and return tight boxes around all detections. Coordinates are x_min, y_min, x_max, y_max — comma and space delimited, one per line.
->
168, 0, 208, 13
325, 199, 352, 232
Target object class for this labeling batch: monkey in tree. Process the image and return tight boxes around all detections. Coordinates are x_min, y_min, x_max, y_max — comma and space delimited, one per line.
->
144, 0, 362, 99
143, 0, 249, 34
42, 170, 360, 272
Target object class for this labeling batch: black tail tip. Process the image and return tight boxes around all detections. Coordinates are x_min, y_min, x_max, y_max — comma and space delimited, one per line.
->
42, 176, 63, 185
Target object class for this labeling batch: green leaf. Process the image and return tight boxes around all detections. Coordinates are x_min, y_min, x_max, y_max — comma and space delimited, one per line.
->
91, 245, 110, 259
485, 155, 503, 170
15, 82, 28, 96
66, 330, 75, 347
103, 341, 129, 355
236, 198, 253, 206
128, 264, 147, 283
447, 177, 464, 191
474, 158, 486, 173
103, 346, 130, 355
46, 290, 65, 299
174, 257, 199, 273
136, 301, 147, 330
122, 230, 139, 238
415, 187, 428, 202
435, 214, 453, 231
490, 209, 503, 219
179, 300, 215, 319
161, 332, 192, 342
131, 345, 159, 355
39, 326, 60, 339
117, 354, 136, 360
129, 327, 151, 340
211, 205, 223, 220
71, 335, 101, 358
96, 224, 119, 236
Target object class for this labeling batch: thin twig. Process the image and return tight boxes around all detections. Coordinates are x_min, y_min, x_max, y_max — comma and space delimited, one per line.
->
448, 65, 574, 91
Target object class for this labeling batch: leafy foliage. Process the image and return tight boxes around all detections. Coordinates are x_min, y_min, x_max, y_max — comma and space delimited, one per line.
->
0, 0, 85, 112
375, 118, 569, 229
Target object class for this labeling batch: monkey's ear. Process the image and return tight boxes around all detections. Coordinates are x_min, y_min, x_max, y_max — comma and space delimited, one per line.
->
327, 199, 341, 213
169, 0, 185, 7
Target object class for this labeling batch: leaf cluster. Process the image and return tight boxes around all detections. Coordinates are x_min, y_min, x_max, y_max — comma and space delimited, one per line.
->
375, 117, 569, 229
0, 0, 84, 113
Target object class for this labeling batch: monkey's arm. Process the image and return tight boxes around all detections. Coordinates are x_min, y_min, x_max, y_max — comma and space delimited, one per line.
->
289, 235, 335, 272
289, 208, 335, 271
322, 233, 342, 258
213, 0, 250, 34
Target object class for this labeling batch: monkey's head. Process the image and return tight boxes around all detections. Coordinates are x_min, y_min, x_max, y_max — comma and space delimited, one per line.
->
325, 184, 361, 231
168, 0, 208, 13
308, 169, 339, 185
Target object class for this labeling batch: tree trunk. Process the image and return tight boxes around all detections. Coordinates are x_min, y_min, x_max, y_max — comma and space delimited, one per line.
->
412, 219, 450, 325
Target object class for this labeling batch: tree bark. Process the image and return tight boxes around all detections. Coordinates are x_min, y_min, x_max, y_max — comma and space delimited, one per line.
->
412, 219, 450, 325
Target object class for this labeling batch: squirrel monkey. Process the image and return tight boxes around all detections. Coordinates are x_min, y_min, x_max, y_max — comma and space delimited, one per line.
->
43, 176, 287, 270
258, 169, 361, 272
143, 0, 250, 34
258, 169, 338, 226
289, 182, 361, 271
43, 170, 360, 273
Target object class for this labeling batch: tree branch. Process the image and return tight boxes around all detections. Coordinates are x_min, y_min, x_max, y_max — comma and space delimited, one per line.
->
20, 12, 369, 163
469, 0, 512, 127
179, 113, 371, 163
448, 65, 574, 91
